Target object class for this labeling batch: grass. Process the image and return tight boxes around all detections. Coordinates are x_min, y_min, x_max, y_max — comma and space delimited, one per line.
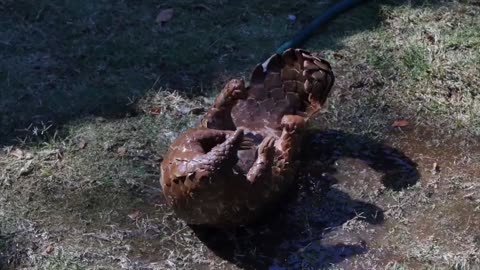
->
364, 2, 480, 136
35, 251, 86, 270
401, 44, 431, 80
0, 0, 373, 142
1, 0, 480, 269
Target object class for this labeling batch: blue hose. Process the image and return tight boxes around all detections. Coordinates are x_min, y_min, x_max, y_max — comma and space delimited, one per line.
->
274, 0, 367, 54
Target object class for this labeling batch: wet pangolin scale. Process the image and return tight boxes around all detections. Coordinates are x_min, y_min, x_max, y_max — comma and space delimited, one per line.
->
160, 48, 334, 227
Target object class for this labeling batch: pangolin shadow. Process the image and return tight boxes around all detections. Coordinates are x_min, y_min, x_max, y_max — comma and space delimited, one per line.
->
191, 130, 419, 270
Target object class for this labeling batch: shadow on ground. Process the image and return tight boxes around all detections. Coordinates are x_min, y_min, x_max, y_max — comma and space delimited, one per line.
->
191, 130, 419, 269
0, 232, 22, 270
0, 0, 446, 144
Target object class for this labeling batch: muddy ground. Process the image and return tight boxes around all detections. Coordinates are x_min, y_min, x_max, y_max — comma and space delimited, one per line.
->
1, 0, 479, 269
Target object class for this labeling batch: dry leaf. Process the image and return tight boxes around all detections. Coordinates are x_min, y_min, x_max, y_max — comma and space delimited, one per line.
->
156, 9, 174, 26
10, 148, 24, 159
77, 138, 87, 149
149, 107, 162, 115
333, 52, 344, 60
392, 120, 409, 127
431, 162, 440, 175
42, 244, 54, 256
117, 146, 127, 156
19, 160, 34, 176
423, 31, 435, 45
463, 192, 475, 200
128, 210, 141, 221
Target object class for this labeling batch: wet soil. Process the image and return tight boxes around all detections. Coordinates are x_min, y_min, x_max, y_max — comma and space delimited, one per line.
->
128, 126, 479, 269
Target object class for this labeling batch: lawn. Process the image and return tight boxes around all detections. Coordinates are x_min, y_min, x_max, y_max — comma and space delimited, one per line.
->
0, 0, 479, 269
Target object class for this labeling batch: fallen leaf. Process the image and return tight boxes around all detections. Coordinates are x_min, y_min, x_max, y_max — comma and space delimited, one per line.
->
333, 52, 344, 60
423, 31, 435, 45
128, 210, 141, 221
10, 148, 24, 159
431, 162, 440, 175
149, 107, 162, 115
392, 120, 409, 127
19, 160, 34, 176
42, 244, 54, 256
463, 192, 475, 200
156, 9, 174, 26
77, 138, 87, 149
117, 146, 127, 156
